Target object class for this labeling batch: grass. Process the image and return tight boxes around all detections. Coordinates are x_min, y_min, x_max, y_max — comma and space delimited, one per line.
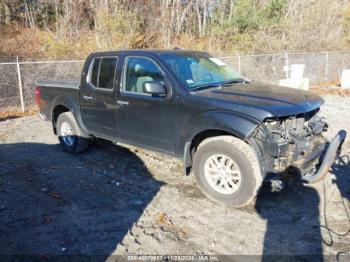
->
0, 107, 39, 122
310, 82, 350, 97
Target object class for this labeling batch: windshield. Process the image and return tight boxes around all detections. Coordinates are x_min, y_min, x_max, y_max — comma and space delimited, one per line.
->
158, 52, 244, 90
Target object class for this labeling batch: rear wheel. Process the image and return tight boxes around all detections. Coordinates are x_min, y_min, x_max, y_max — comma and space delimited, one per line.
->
56, 112, 89, 153
193, 136, 262, 208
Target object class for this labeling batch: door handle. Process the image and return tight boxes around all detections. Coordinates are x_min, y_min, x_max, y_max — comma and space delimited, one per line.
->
83, 95, 93, 101
117, 100, 129, 106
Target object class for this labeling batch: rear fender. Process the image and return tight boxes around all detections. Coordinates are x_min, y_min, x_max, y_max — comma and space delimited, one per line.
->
51, 95, 90, 137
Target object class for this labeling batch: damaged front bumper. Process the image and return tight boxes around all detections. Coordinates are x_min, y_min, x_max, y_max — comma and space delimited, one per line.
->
301, 130, 347, 183
250, 111, 347, 184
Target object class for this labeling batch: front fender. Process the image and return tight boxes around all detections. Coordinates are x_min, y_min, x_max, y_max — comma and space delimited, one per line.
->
178, 110, 261, 154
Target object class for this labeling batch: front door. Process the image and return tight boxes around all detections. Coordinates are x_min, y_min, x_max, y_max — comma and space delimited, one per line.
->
116, 56, 177, 153
80, 56, 119, 139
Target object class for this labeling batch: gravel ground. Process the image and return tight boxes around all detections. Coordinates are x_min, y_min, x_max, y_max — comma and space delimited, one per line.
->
0, 94, 349, 261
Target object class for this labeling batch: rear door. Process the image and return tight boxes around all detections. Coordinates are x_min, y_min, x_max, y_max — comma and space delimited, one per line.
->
80, 56, 120, 139
116, 55, 177, 153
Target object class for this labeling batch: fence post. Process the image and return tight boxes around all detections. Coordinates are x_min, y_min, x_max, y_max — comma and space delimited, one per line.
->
273, 54, 277, 85
236, 52, 241, 74
285, 52, 289, 79
325, 52, 329, 82
16, 56, 25, 113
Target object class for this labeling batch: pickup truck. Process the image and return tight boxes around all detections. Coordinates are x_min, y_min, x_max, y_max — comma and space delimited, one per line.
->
35, 49, 346, 207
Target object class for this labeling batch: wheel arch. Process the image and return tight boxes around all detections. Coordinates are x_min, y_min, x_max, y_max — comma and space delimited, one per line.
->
51, 96, 90, 137
52, 105, 69, 134
181, 111, 260, 175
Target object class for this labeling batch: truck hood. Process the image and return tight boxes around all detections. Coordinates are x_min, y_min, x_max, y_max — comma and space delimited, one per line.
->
192, 82, 324, 120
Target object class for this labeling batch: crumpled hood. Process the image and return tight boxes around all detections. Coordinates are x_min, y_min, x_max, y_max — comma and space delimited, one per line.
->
192, 82, 324, 120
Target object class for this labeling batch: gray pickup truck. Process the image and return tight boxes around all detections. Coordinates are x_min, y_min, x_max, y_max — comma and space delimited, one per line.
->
36, 49, 346, 207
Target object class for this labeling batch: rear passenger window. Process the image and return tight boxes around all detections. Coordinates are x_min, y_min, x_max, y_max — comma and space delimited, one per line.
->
89, 57, 118, 89
91, 58, 100, 87
99, 58, 118, 89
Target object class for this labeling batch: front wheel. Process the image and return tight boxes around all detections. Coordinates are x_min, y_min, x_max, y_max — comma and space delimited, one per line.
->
193, 136, 262, 208
56, 112, 89, 153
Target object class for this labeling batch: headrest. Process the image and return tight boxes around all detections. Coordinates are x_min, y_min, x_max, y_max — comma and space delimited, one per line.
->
134, 63, 145, 74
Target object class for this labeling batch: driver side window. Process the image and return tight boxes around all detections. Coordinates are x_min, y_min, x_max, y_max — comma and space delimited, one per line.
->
123, 57, 164, 94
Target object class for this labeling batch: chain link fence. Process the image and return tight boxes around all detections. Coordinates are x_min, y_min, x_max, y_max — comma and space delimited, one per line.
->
1, 52, 349, 116
0, 58, 84, 115
0, 62, 20, 114
221, 51, 350, 85
19, 60, 84, 108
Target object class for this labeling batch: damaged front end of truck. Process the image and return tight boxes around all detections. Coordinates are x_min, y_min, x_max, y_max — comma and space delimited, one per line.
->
249, 109, 346, 186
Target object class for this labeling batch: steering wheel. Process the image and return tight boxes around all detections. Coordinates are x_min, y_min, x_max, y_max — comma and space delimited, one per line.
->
201, 73, 214, 82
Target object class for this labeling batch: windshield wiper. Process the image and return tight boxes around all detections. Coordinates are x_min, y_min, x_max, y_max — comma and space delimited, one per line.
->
190, 78, 248, 92
190, 84, 222, 92
220, 78, 247, 86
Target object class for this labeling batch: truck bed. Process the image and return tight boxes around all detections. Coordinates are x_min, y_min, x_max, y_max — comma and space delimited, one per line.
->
36, 80, 80, 121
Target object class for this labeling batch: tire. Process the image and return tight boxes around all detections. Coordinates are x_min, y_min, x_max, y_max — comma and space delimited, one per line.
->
193, 136, 263, 208
56, 112, 89, 153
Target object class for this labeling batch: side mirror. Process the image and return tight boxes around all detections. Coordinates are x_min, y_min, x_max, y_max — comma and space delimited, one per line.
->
143, 81, 167, 96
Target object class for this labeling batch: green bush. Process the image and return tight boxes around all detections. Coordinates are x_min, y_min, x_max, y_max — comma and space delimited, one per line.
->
94, 7, 141, 50
231, 0, 287, 32
210, 0, 287, 52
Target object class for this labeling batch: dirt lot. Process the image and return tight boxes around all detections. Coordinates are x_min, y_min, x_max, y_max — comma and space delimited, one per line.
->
0, 94, 350, 261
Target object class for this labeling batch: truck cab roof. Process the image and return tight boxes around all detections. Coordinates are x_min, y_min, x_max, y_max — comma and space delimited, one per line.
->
88, 49, 209, 58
